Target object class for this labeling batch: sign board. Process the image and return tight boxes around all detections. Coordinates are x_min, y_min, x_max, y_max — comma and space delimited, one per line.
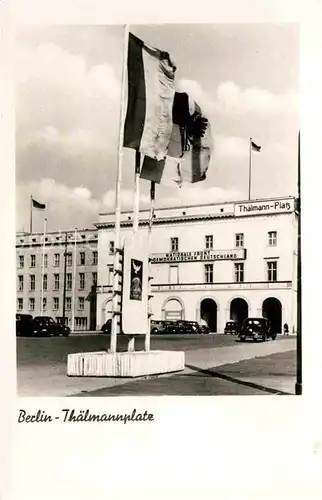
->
122, 235, 149, 335
151, 248, 246, 263
234, 198, 294, 217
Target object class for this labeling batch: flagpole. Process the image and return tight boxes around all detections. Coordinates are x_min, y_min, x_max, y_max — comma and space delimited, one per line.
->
71, 227, 77, 333
30, 195, 33, 234
133, 150, 140, 232
248, 138, 252, 201
110, 24, 129, 354
40, 217, 47, 316
295, 130, 302, 395
145, 180, 155, 352
126, 150, 141, 353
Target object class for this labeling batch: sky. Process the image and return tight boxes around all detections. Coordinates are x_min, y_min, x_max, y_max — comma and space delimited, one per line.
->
15, 23, 299, 232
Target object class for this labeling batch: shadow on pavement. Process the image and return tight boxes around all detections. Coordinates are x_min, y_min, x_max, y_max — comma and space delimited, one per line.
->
185, 364, 292, 395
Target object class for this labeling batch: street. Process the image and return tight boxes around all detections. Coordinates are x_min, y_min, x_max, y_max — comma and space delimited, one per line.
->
17, 333, 296, 397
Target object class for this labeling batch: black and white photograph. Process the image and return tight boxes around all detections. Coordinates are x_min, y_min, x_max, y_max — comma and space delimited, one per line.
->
15, 22, 302, 398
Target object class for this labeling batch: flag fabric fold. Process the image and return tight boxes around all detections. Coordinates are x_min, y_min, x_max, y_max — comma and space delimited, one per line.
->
32, 198, 46, 210
123, 33, 177, 161
251, 140, 261, 152
140, 92, 213, 185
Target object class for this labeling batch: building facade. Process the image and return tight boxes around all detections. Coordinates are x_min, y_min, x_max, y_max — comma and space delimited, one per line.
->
16, 229, 98, 330
96, 196, 298, 334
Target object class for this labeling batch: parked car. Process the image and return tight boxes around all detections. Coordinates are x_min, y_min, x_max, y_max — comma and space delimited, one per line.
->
150, 320, 174, 335
101, 318, 112, 333
16, 313, 34, 336
163, 320, 205, 335
31, 316, 71, 337
224, 321, 240, 335
239, 317, 276, 342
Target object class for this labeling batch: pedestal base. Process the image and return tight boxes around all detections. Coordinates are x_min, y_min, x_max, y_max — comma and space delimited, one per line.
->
67, 350, 185, 377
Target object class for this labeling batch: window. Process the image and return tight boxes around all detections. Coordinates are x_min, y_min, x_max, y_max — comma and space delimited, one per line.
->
235, 233, 244, 248
78, 297, 85, 310
267, 261, 277, 282
92, 251, 98, 265
92, 272, 97, 285
42, 297, 47, 312
234, 263, 244, 283
19, 255, 24, 268
44, 254, 48, 267
66, 273, 72, 290
204, 264, 214, 283
29, 298, 35, 311
18, 298, 23, 311
268, 231, 277, 246
80, 252, 85, 265
53, 297, 59, 311
43, 274, 47, 291
170, 237, 179, 251
54, 273, 60, 290
30, 275, 35, 291
79, 273, 85, 290
109, 241, 115, 255
66, 297, 72, 311
54, 253, 60, 266
66, 253, 72, 267
169, 265, 179, 284
18, 275, 24, 291
30, 254, 36, 268
205, 235, 214, 249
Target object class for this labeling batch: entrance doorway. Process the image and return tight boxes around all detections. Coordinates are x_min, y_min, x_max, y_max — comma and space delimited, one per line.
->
200, 298, 217, 332
262, 297, 282, 334
230, 298, 249, 326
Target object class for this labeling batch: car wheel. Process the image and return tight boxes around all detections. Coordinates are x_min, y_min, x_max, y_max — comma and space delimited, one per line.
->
240, 336, 246, 342
271, 333, 277, 340
262, 334, 267, 342
151, 328, 158, 335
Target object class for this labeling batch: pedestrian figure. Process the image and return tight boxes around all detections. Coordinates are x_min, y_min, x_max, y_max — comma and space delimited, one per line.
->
283, 323, 289, 335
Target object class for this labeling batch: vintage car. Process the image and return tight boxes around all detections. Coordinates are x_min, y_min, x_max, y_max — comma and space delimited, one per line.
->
32, 316, 71, 337
224, 321, 240, 335
16, 313, 34, 336
239, 317, 276, 342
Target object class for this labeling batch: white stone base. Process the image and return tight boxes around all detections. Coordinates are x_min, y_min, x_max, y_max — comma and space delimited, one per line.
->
67, 350, 185, 377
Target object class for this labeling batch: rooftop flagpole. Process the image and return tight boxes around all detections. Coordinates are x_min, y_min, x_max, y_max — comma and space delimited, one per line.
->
110, 24, 130, 354
248, 138, 252, 201
30, 195, 33, 234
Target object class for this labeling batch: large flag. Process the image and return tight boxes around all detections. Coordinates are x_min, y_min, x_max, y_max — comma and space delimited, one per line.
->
123, 33, 177, 161
251, 140, 261, 152
32, 198, 46, 210
140, 92, 213, 185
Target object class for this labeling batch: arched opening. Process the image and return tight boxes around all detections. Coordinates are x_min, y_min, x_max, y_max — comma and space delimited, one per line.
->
164, 298, 183, 321
262, 297, 282, 334
200, 298, 217, 332
230, 298, 249, 326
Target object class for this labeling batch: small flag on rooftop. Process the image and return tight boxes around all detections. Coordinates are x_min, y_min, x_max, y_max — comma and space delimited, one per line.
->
251, 140, 261, 152
32, 198, 46, 210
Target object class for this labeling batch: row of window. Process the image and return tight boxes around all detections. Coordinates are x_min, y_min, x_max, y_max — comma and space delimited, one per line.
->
17, 297, 86, 312
18, 250, 100, 269
18, 272, 97, 292
168, 261, 278, 284
170, 231, 277, 251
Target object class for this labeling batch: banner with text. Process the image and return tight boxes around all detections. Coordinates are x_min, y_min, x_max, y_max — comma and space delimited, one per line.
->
151, 248, 246, 263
